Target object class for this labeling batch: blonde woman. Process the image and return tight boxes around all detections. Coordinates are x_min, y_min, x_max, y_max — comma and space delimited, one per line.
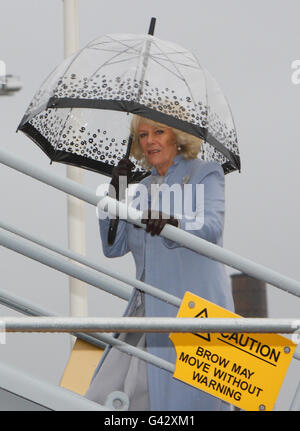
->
85, 115, 234, 411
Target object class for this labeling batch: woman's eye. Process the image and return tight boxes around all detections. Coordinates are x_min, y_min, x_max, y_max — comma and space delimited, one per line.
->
139, 133, 147, 139
155, 129, 164, 135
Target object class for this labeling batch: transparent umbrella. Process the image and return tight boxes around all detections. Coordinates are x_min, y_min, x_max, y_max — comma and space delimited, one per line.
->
17, 26, 241, 180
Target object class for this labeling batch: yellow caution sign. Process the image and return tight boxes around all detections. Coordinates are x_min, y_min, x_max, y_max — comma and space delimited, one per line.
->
169, 292, 296, 411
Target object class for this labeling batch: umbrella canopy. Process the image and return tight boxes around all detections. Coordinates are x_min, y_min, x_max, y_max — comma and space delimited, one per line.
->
17, 33, 240, 178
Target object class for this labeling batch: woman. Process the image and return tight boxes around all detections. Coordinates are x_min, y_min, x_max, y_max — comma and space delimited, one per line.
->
85, 116, 234, 411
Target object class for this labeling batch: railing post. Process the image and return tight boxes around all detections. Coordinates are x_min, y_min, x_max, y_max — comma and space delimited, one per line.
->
63, 0, 88, 347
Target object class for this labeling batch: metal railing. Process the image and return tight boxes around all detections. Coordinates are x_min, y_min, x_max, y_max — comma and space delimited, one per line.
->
1, 147, 300, 298
0, 219, 180, 307
1, 316, 300, 334
1, 146, 300, 411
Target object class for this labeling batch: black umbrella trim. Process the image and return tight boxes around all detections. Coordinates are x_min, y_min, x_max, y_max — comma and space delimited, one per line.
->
19, 121, 150, 180
46, 97, 241, 172
19, 112, 240, 177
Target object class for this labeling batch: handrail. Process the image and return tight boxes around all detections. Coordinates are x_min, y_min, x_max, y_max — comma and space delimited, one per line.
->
0, 285, 174, 372
0, 228, 131, 301
99, 194, 300, 299
1, 147, 300, 298
0, 220, 181, 307
0, 316, 300, 334
2, 283, 300, 410
0, 283, 299, 368
0, 283, 105, 350
0, 148, 98, 205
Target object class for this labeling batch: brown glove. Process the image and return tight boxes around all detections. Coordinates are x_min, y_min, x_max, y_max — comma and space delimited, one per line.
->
141, 209, 178, 236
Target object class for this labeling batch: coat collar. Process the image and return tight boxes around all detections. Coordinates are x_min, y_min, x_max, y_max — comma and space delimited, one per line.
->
150, 154, 184, 177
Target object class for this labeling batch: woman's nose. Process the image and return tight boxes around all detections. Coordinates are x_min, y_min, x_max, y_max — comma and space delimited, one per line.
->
147, 132, 156, 145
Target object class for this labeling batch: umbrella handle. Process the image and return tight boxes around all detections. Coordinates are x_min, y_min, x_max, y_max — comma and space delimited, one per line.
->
125, 135, 133, 159
108, 135, 133, 246
108, 217, 119, 246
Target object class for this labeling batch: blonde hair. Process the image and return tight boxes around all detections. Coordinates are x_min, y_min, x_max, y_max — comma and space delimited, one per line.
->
130, 115, 203, 170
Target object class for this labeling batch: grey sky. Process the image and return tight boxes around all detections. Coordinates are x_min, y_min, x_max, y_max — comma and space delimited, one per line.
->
0, 0, 300, 410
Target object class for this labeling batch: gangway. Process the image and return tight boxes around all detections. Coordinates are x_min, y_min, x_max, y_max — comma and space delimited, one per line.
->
1, 147, 300, 411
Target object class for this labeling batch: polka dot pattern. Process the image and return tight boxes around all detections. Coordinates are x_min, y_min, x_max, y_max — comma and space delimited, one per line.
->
19, 33, 240, 174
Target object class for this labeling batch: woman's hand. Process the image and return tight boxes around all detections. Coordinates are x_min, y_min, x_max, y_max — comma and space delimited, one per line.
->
141, 209, 178, 236
110, 158, 135, 200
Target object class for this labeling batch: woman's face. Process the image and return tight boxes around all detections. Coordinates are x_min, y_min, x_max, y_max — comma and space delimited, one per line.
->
137, 121, 178, 176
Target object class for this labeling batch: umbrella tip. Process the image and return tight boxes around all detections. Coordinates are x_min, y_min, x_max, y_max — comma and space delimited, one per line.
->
148, 17, 157, 36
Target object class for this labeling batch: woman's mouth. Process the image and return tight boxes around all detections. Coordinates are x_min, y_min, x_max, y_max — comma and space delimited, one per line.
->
148, 149, 160, 155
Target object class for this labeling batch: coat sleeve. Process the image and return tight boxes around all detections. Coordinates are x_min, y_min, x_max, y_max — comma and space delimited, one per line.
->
98, 217, 130, 258
163, 162, 225, 249
97, 177, 150, 258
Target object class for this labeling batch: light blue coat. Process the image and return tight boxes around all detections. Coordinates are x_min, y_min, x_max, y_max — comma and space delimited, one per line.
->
91, 155, 234, 410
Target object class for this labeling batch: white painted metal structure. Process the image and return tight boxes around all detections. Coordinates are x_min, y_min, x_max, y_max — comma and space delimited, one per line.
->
63, 0, 88, 343
1, 145, 300, 410
0, 361, 109, 411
